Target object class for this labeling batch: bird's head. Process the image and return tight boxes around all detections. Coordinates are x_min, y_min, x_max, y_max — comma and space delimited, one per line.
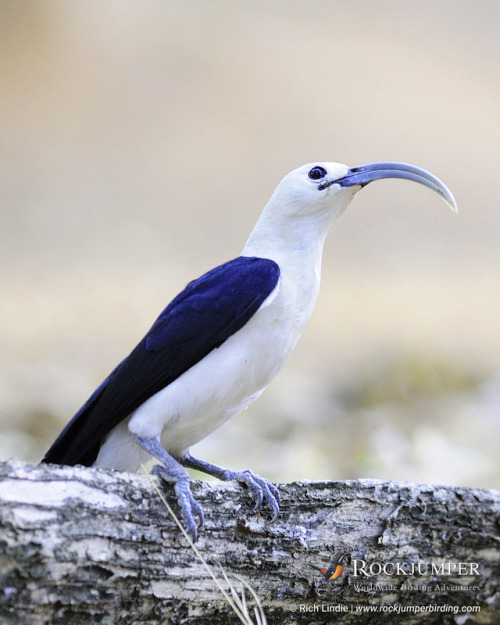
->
244, 160, 456, 258
270, 160, 457, 222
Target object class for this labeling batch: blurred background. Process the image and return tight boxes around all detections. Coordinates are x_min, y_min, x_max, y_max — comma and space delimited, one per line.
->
1, 1, 499, 489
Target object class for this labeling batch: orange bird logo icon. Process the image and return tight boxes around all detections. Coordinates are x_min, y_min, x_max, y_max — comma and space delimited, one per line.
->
309, 552, 348, 581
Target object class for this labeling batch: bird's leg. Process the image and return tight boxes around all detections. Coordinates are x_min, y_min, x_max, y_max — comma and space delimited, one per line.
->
179, 453, 281, 522
133, 435, 204, 540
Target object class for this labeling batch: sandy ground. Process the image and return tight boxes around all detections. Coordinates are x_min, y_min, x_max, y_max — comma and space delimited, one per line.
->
1, 1, 499, 488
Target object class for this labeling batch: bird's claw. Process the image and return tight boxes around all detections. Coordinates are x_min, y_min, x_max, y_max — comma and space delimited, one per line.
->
174, 479, 204, 541
152, 464, 204, 541
226, 469, 280, 522
151, 461, 280, 537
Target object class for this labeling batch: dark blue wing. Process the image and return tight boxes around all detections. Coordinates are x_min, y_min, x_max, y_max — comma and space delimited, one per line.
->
42, 256, 280, 466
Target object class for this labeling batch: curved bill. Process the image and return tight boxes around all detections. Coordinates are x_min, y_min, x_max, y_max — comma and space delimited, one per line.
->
335, 162, 457, 212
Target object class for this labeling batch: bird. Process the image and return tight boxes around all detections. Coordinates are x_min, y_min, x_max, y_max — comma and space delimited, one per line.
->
42, 161, 457, 540
309, 552, 349, 581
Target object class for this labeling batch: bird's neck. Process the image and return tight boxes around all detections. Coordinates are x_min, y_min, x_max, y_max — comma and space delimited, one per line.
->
241, 208, 336, 335
241, 205, 334, 272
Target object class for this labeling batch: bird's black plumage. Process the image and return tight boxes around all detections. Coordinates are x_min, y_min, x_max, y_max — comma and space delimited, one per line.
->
42, 256, 280, 467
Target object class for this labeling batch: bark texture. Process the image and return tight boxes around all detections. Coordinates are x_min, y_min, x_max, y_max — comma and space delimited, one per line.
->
0, 459, 498, 624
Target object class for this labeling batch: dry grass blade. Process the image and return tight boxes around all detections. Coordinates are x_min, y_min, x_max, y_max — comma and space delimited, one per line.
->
219, 566, 267, 625
143, 467, 267, 625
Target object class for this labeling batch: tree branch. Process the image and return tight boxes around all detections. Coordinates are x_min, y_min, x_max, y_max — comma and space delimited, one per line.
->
0, 459, 498, 624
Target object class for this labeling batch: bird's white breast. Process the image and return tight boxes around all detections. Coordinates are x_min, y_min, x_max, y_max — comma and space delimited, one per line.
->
93, 255, 321, 472
128, 273, 306, 450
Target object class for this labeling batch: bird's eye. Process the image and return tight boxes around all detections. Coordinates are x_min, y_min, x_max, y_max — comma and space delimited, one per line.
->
308, 166, 327, 180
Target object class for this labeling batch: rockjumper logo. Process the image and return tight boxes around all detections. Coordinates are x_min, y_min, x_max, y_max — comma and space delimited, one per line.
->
309, 552, 349, 581
352, 559, 480, 578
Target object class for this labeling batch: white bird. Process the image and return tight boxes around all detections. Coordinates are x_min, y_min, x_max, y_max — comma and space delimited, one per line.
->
42, 161, 457, 539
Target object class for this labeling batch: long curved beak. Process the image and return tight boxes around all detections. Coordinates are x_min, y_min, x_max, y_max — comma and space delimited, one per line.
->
334, 162, 457, 212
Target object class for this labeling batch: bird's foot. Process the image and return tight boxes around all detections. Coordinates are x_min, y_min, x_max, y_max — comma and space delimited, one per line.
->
151, 464, 204, 541
134, 436, 205, 540
221, 468, 281, 522
179, 453, 281, 523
